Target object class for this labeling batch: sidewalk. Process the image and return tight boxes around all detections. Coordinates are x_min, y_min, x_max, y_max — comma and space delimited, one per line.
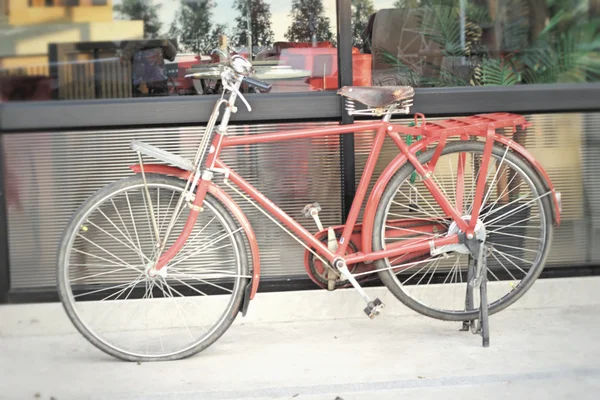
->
1, 277, 600, 400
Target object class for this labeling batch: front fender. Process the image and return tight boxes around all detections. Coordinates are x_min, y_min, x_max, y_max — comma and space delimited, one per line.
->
361, 134, 561, 254
128, 164, 261, 301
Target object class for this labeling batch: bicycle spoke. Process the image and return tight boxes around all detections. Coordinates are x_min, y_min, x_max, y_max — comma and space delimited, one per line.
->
442, 257, 460, 285
480, 189, 532, 224
139, 187, 158, 252
483, 172, 519, 216
478, 146, 509, 215
491, 242, 539, 254
390, 199, 449, 224
167, 227, 226, 263
158, 191, 177, 233
156, 278, 195, 341
85, 218, 151, 264
172, 259, 240, 272
172, 216, 216, 256
484, 193, 549, 227
83, 273, 146, 337
388, 211, 449, 225
169, 269, 236, 294
384, 224, 442, 238
487, 266, 501, 282
401, 257, 442, 285
166, 275, 208, 297
71, 248, 142, 274
73, 279, 141, 299
494, 249, 528, 276
467, 156, 483, 214
70, 266, 134, 283
108, 199, 141, 264
455, 152, 466, 212
431, 173, 453, 208
125, 192, 144, 263
490, 251, 518, 281
491, 248, 534, 265
487, 213, 541, 233
488, 230, 541, 241
409, 183, 446, 219
76, 234, 143, 273
448, 156, 457, 208
168, 228, 242, 268
169, 268, 248, 281
156, 188, 160, 233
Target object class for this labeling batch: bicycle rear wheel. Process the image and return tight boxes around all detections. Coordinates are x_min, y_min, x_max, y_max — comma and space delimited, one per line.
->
373, 141, 554, 321
57, 174, 249, 361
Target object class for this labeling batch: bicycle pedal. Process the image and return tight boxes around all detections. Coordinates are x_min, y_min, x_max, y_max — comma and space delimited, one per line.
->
302, 202, 324, 231
364, 298, 385, 319
302, 202, 321, 218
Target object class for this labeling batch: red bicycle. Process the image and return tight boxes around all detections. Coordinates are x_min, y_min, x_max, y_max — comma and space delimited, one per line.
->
57, 56, 561, 361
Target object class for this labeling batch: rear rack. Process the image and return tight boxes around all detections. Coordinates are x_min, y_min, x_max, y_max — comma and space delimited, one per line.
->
398, 112, 531, 137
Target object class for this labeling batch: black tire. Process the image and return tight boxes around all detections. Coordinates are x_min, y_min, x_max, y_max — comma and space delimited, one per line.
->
57, 174, 249, 361
373, 141, 554, 321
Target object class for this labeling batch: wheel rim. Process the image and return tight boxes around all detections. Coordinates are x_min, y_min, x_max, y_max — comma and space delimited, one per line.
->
61, 181, 245, 359
379, 143, 550, 316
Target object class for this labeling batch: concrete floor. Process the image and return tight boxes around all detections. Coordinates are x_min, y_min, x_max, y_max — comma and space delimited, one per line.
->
1, 277, 600, 400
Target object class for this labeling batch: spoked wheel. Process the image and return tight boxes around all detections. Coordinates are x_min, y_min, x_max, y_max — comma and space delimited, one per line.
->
57, 174, 249, 361
373, 141, 554, 321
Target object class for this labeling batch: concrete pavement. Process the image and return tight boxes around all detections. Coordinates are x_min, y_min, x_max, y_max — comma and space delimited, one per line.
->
1, 277, 600, 400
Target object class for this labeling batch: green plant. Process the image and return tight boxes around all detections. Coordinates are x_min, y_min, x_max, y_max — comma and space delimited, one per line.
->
375, 0, 600, 87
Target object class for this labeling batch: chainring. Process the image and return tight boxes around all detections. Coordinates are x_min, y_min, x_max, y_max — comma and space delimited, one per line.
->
307, 235, 359, 289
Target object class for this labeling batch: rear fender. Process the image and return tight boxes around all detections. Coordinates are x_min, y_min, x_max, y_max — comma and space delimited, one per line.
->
129, 164, 261, 305
361, 133, 561, 254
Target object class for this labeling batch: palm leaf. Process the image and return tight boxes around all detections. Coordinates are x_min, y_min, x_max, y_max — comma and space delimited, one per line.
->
373, 47, 424, 86
418, 5, 464, 56
482, 58, 519, 86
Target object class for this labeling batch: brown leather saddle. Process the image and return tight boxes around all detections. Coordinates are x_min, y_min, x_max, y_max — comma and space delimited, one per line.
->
337, 86, 414, 108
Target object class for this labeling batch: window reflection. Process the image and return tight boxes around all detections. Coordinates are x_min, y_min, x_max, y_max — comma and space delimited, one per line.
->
0, 0, 351, 101
359, 0, 600, 87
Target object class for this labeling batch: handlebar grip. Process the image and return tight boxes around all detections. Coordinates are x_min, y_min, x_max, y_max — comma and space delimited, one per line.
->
184, 73, 203, 79
243, 76, 272, 93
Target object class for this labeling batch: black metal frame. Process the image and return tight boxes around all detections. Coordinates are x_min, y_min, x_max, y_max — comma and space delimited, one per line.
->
1, 0, 600, 303
337, 0, 355, 220
0, 139, 10, 303
3, 83, 600, 132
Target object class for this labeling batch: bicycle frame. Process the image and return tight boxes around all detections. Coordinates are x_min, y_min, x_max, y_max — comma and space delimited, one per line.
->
131, 111, 561, 299
132, 85, 560, 304
206, 120, 465, 266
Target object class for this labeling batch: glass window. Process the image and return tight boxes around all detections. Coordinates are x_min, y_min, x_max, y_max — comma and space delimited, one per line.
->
352, 0, 600, 87
0, 0, 341, 102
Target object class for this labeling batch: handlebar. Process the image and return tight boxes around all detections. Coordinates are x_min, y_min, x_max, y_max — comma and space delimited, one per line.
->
243, 76, 272, 93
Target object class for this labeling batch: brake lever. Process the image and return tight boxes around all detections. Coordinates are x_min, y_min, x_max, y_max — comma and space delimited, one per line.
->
221, 70, 252, 112
235, 89, 252, 112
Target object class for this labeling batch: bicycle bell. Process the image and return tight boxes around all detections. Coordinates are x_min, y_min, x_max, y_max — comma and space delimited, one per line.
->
230, 55, 253, 76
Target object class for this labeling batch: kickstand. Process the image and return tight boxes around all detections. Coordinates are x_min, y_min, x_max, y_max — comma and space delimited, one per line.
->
461, 239, 490, 348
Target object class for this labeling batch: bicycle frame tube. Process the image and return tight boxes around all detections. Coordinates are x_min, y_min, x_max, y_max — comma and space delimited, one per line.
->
213, 158, 460, 265
152, 114, 518, 272
204, 119, 465, 265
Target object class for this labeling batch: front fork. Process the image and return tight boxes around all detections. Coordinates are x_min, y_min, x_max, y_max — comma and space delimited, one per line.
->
152, 172, 211, 272
147, 79, 244, 273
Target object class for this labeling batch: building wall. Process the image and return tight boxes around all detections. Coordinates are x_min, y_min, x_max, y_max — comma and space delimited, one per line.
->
0, 0, 143, 65
8, 0, 113, 26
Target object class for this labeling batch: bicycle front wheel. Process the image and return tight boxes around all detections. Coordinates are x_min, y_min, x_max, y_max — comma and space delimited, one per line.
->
57, 174, 249, 361
373, 141, 554, 321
